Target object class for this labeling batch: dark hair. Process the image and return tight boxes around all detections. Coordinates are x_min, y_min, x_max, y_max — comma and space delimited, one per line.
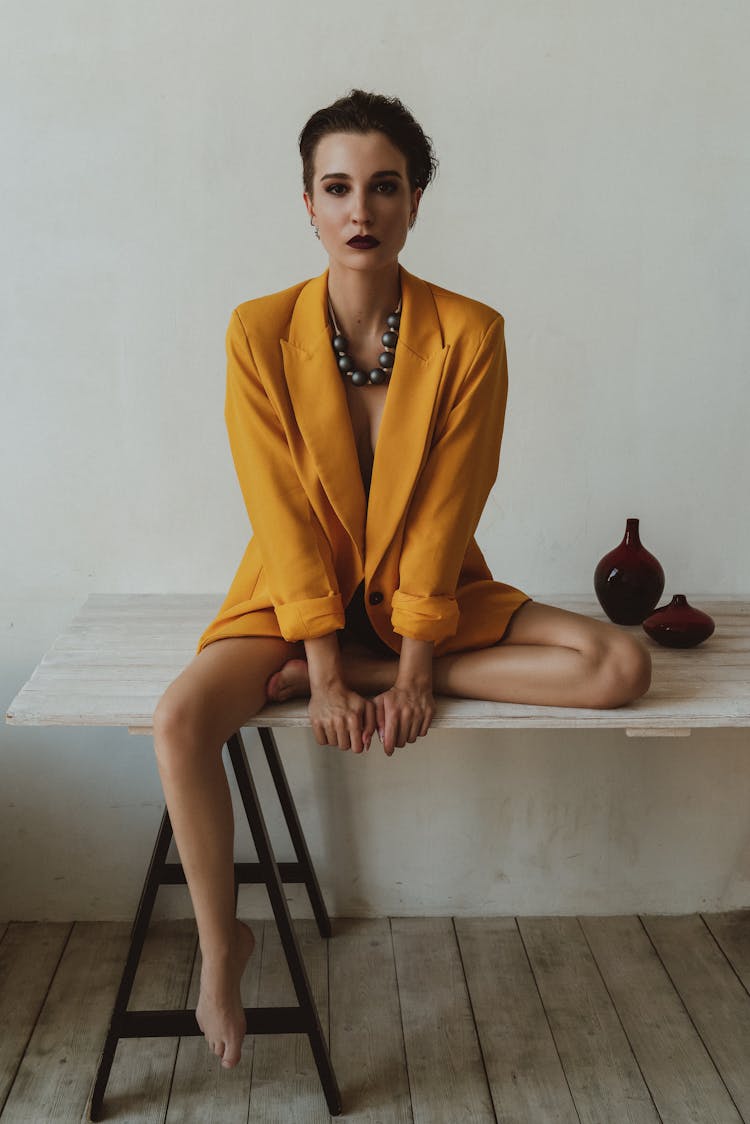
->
299, 88, 439, 198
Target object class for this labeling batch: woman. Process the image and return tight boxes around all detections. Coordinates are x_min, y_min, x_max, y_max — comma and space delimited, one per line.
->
153, 89, 652, 1070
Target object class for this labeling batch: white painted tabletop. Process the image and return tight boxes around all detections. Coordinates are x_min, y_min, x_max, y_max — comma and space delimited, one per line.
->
5, 594, 749, 738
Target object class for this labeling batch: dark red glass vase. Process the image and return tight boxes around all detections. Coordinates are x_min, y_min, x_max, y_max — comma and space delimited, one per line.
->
594, 517, 665, 625
642, 594, 715, 648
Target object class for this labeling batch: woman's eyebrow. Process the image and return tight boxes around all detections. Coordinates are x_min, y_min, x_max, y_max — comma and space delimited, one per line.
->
320, 170, 403, 181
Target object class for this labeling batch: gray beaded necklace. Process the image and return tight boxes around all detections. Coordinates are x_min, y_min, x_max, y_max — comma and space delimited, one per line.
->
327, 294, 402, 387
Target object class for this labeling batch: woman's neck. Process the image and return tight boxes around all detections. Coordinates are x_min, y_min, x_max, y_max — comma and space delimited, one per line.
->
326, 259, 401, 340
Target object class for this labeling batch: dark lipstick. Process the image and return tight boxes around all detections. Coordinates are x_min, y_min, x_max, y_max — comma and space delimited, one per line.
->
347, 236, 380, 249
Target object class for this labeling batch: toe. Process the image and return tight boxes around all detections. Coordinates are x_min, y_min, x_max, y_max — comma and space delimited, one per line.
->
222, 1039, 242, 1068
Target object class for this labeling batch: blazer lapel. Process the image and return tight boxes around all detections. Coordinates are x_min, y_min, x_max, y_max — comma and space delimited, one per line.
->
280, 287, 367, 562
280, 263, 450, 575
366, 268, 450, 575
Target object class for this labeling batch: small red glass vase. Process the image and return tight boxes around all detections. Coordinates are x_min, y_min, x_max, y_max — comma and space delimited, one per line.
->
594, 517, 665, 625
642, 595, 715, 648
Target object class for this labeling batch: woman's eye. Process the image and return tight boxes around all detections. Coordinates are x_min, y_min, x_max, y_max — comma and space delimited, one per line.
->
325, 182, 398, 195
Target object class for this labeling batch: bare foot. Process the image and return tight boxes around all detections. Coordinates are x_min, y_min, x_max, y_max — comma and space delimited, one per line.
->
265, 658, 310, 702
195, 918, 256, 1068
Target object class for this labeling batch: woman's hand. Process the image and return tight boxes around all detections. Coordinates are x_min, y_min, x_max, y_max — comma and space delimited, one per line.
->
308, 680, 377, 754
372, 676, 436, 756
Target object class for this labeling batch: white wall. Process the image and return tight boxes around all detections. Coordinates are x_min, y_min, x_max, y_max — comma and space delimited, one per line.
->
2, 0, 749, 921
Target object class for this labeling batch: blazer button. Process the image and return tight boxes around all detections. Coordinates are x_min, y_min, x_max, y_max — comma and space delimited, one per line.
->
368, 591, 384, 605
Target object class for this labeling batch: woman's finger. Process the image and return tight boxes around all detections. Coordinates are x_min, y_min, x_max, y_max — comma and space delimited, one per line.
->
383, 704, 397, 755
407, 712, 422, 743
349, 712, 365, 754
363, 700, 377, 750
335, 717, 352, 751
311, 720, 326, 747
420, 698, 436, 738
397, 704, 415, 748
374, 696, 386, 746
324, 722, 338, 748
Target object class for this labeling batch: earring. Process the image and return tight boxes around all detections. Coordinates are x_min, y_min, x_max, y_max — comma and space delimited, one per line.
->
310, 215, 320, 239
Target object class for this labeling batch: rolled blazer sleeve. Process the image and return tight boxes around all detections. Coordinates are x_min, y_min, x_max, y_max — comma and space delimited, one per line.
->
390, 314, 509, 643
224, 309, 345, 641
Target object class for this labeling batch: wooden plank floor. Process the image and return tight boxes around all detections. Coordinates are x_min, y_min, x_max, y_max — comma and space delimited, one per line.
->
1, 912, 749, 1123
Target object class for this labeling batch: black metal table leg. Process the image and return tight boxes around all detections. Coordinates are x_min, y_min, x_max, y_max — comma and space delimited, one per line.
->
88, 806, 174, 1121
258, 725, 332, 938
227, 730, 341, 1114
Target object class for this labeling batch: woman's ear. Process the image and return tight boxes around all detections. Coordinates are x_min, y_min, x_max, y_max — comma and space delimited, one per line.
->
411, 186, 423, 226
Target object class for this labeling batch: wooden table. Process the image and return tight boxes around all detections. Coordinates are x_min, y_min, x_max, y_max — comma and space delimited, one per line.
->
6, 593, 749, 1119
8, 595, 749, 738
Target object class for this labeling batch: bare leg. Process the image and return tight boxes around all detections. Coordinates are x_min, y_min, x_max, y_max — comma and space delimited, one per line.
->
152, 634, 305, 1067
267, 602, 652, 710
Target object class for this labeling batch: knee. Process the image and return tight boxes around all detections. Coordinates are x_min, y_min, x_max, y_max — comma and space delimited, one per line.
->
593, 633, 653, 709
152, 689, 218, 768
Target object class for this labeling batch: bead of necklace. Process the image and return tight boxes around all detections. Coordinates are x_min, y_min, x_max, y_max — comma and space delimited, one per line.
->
327, 294, 402, 388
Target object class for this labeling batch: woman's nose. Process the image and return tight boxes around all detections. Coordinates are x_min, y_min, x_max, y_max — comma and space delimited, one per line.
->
349, 190, 373, 223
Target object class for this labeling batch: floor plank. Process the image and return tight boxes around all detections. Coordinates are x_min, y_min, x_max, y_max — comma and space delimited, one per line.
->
0, 921, 132, 1123
703, 910, 750, 995
99, 918, 197, 1122
329, 917, 412, 1122
0, 923, 72, 1114
456, 916, 578, 1122
644, 913, 750, 1121
391, 916, 494, 1124
582, 914, 743, 1124
246, 918, 331, 1123
165, 916, 264, 1124
518, 916, 660, 1123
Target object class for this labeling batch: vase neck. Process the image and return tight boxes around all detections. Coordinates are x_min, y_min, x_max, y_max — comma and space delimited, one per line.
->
623, 518, 641, 547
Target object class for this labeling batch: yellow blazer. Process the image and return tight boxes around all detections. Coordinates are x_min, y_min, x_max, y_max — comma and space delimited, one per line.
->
196, 262, 532, 658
